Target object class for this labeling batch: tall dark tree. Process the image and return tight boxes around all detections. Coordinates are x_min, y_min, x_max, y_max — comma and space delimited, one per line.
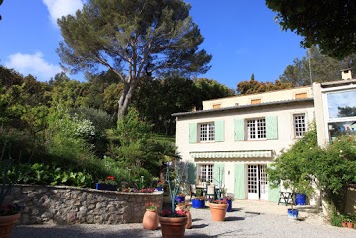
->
279, 46, 356, 87
266, 0, 356, 59
57, 0, 212, 119
193, 77, 235, 109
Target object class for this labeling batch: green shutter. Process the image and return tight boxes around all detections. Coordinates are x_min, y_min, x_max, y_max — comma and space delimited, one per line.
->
234, 119, 245, 141
266, 116, 278, 140
268, 182, 280, 203
214, 120, 225, 142
189, 123, 197, 143
213, 163, 225, 186
187, 162, 196, 184
267, 164, 280, 202
234, 164, 246, 199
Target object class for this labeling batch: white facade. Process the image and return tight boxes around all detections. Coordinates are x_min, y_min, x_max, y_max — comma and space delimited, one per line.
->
173, 87, 315, 202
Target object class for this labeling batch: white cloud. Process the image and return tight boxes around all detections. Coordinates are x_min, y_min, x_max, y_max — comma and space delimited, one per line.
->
43, 0, 84, 25
5, 52, 62, 81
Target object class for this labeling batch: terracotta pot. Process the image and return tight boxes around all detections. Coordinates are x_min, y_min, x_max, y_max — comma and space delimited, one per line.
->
142, 209, 158, 230
209, 203, 228, 221
159, 216, 187, 238
185, 211, 192, 229
0, 213, 20, 238
342, 221, 348, 227
347, 222, 353, 228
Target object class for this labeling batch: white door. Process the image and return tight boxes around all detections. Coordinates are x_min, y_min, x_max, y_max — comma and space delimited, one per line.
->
247, 164, 268, 200
247, 165, 259, 199
259, 165, 268, 200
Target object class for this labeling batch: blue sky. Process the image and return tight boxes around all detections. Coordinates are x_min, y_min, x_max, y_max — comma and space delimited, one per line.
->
0, 0, 307, 89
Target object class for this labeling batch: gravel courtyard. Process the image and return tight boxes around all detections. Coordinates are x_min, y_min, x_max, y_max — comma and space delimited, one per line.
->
12, 200, 355, 238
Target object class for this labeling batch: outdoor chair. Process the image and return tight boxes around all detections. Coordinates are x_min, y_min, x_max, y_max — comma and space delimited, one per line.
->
206, 184, 216, 200
190, 184, 197, 200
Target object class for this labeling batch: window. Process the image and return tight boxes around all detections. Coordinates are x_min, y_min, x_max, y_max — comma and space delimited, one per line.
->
294, 114, 306, 138
251, 99, 261, 104
199, 123, 215, 142
198, 164, 213, 183
213, 104, 221, 109
327, 90, 356, 119
295, 92, 307, 99
247, 118, 266, 139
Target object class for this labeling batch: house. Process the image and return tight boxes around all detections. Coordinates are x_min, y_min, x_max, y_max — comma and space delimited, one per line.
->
172, 86, 315, 202
313, 69, 356, 213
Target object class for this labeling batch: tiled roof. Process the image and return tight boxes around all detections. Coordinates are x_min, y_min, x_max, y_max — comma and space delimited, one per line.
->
172, 98, 313, 117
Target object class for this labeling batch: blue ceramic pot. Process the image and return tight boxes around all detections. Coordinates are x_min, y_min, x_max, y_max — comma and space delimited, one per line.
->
192, 199, 205, 208
226, 199, 232, 212
295, 193, 307, 205
175, 195, 185, 203
95, 183, 117, 191
287, 208, 299, 219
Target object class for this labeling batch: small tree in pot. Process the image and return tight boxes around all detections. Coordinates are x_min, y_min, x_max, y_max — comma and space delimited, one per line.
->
267, 128, 317, 219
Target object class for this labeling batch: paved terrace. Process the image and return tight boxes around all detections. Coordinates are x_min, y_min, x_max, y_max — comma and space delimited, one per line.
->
12, 200, 355, 238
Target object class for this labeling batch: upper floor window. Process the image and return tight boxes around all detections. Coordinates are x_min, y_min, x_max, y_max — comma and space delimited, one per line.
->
294, 114, 306, 138
295, 92, 307, 99
213, 104, 221, 109
327, 89, 356, 119
199, 122, 215, 142
251, 99, 261, 104
247, 118, 266, 140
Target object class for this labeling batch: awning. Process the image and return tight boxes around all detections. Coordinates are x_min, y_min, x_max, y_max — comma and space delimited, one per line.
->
190, 150, 272, 159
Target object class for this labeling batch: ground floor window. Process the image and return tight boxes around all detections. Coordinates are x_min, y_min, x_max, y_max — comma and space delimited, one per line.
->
198, 164, 213, 183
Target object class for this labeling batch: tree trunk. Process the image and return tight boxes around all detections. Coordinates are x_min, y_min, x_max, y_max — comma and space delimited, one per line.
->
117, 78, 138, 120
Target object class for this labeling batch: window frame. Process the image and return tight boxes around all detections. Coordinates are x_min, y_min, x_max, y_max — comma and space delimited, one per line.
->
293, 113, 306, 138
199, 122, 215, 142
246, 118, 266, 140
197, 164, 214, 183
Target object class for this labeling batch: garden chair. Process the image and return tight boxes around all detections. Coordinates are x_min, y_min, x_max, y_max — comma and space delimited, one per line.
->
190, 184, 197, 200
206, 184, 215, 200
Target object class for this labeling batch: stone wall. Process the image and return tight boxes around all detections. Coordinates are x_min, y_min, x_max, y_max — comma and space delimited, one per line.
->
5, 185, 163, 225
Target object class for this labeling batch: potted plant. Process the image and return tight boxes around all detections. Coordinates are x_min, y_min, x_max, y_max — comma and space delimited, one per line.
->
192, 196, 205, 209
143, 202, 159, 230
158, 159, 188, 238
209, 198, 228, 221
156, 180, 165, 191
176, 202, 192, 229
341, 214, 354, 228
174, 192, 186, 203
0, 144, 22, 238
96, 175, 118, 191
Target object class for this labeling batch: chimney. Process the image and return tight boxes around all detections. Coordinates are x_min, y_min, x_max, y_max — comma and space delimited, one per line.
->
341, 68, 352, 80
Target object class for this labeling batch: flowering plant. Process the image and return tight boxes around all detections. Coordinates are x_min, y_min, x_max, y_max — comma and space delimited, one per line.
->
98, 176, 118, 186
159, 209, 187, 217
139, 188, 155, 193
159, 159, 188, 217
192, 196, 205, 201
145, 202, 159, 211
176, 193, 186, 197
175, 202, 191, 215
157, 181, 165, 187
210, 198, 228, 204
